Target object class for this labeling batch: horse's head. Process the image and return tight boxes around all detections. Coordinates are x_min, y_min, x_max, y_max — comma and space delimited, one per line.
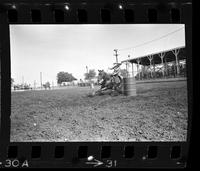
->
97, 70, 106, 85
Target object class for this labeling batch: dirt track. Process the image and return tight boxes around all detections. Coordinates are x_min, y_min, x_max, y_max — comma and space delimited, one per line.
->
11, 80, 188, 142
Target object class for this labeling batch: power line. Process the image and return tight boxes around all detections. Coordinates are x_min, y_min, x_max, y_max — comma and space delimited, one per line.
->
119, 27, 184, 51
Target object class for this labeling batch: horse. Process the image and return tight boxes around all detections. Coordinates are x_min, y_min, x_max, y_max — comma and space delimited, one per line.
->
96, 69, 122, 95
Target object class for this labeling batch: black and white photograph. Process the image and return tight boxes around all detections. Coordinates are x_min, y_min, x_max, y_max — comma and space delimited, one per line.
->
10, 24, 188, 142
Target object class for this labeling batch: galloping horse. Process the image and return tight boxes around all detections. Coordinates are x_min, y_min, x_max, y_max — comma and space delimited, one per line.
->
96, 69, 122, 94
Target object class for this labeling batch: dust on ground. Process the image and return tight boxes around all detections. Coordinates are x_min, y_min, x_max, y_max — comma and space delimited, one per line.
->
10, 80, 188, 142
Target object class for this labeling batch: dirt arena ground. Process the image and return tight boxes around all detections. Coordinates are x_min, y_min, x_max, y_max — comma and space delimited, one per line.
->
10, 80, 188, 142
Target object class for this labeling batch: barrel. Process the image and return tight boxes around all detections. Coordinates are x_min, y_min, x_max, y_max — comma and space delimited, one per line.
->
123, 77, 137, 96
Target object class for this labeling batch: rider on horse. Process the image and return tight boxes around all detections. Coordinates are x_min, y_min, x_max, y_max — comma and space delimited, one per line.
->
109, 62, 122, 79
96, 63, 123, 94
109, 63, 123, 91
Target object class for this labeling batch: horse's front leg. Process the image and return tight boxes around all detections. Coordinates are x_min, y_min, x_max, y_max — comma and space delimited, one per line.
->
95, 86, 106, 95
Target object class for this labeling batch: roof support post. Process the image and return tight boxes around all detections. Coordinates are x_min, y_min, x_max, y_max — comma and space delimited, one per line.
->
131, 62, 134, 78
158, 52, 166, 78
153, 60, 155, 78
147, 55, 153, 78
136, 58, 141, 80
125, 55, 132, 78
172, 48, 180, 76
141, 61, 144, 80
125, 61, 129, 78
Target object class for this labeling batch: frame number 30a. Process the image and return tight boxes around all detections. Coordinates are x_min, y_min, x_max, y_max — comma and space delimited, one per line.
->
105, 160, 117, 168
5, 159, 29, 168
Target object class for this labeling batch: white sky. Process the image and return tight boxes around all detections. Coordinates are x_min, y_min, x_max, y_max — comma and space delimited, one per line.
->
10, 24, 185, 86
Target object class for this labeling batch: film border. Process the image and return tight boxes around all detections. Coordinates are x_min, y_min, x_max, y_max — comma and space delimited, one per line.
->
0, 0, 192, 168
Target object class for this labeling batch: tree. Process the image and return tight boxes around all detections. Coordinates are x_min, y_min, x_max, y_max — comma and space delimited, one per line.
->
84, 69, 96, 80
43, 81, 50, 89
57, 72, 77, 84
45, 81, 50, 87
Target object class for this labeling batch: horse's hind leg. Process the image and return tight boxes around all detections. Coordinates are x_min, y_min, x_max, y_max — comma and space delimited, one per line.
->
112, 84, 121, 95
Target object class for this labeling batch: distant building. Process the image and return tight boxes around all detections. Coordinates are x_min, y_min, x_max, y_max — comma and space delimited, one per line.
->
61, 81, 78, 86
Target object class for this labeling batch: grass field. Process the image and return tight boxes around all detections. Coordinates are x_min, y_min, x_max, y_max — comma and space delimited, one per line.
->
11, 80, 188, 142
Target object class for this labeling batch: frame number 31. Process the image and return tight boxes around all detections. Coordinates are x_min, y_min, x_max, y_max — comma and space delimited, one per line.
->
105, 160, 117, 168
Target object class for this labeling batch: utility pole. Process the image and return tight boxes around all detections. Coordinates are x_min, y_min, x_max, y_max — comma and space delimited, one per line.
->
34, 80, 36, 90
114, 49, 119, 64
52, 81, 54, 89
85, 66, 88, 81
86, 66, 88, 74
22, 76, 24, 85
40, 72, 42, 89
126, 55, 131, 77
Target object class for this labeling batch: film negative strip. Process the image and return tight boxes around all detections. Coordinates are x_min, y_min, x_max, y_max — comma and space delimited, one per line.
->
0, 0, 192, 168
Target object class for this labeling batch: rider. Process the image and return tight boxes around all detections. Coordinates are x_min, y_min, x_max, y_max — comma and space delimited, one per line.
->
109, 62, 122, 78
109, 63, 123, 92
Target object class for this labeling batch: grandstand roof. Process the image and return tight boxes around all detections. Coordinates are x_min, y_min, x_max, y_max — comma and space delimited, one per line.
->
121, 46, 186, 66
